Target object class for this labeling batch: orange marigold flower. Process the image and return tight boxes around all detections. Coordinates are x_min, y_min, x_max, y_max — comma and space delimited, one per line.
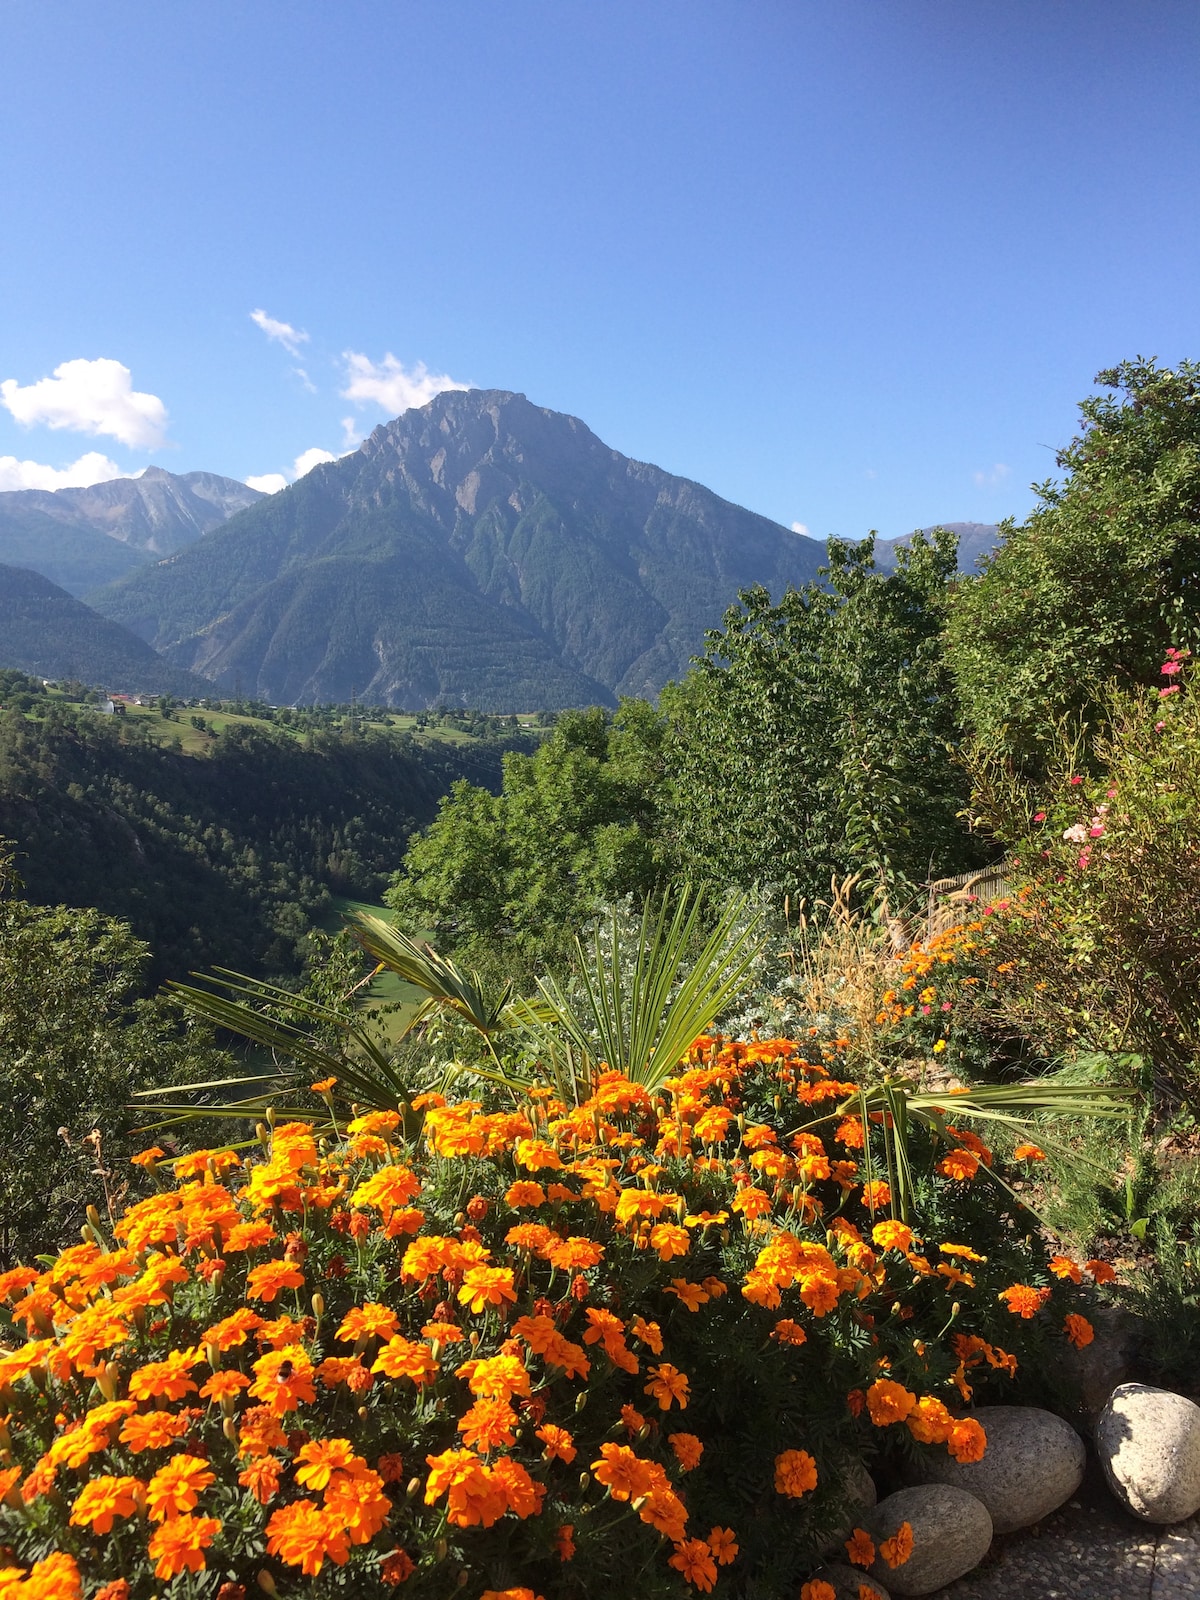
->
337, 1302, 400, 1343
1049, 1255, 1083, 1284
939, 1242, 985, 1262
119, 1410, 191, 1453
774, 1448, 818, 1497
556, 1523, 576, 1561
621, 1404, 647, 1434
669, 1538, 718, 1593
872, 1220, 913, 1252
459, 1352, 531, 1401
324, 1465, 393, 1544
457, 1265, 517, 1315
947, 1417, 988, 1463
547, 1236, 604, 1270
800, 1583, 837, 1600
1064, 1313, 1095, 1348
223, 1220, 276, 1253
771, 1318, 808, 1347
708, 1526, 738, 1566
130, 1147, 165, 1169
249, 1345, 317, 1414
381, 1549, 417, 1585
238, 1457, 282, 1505
998, 1284, 1051, 1319
866, 1378, 917, 1426
68, 1475, 143, 1534
490, 1455, 545, 1519
664, 1278, 709, 1311
644, 1362, 690, 1411
423, 1448, 507, 1529
845, 1527, 876, 1567
1085, 1258, 1117, 1284
145, 1453, 215, 1521
669, 1431, 703, 1470
203, 1308, 264, 1349
148, 1513, 221, 1580
294, 1437, 360, 1490
860, 1180, 891, 1209
937, 1149, 980, 1181
458, 1398, 518, 1453
505, 1181, 548, 1208
128, 1348, 201, 1402
372, 1336, 438, 1386
199, 1370, 252, 1403
536, 1423, 576, 1462
1013, 1142, 1046, 1161
92, 1581, 130, 1600
591, 1442, 656, 1502
879, 1519, 915, 1568
649, 1223, 691, 1262
245, 1259, 305, 1303
630, 1315, 663, 1353
266, 1499, 351, 1576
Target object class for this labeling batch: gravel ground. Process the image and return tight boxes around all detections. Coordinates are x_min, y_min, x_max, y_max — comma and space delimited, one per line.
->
934, 1458, 1200, 1599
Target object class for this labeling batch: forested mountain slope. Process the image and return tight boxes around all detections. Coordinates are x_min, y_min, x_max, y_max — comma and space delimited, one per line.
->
0, 565, 211, 695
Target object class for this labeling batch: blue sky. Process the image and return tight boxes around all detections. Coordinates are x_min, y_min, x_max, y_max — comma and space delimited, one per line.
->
1, 1, 1198, 541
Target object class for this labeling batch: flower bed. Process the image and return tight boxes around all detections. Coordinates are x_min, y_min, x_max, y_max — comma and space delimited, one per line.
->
0, 1037, 1103, 1598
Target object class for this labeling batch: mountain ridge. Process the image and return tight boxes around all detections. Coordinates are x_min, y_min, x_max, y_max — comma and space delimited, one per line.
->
0, 468, 264, 595
91, 389, 832, 709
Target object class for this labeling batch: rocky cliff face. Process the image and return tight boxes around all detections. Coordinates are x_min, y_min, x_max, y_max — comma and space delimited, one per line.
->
0, 467, 264, 555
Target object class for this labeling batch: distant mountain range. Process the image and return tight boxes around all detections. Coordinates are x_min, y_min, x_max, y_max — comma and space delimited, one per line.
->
0, 565, 211, 696
0, 395, 1001, 707
0, 468, 263, 595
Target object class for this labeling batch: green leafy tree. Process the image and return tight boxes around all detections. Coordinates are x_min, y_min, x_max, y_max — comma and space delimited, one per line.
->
388, 703, 671, 964
0, 848, 223, 1265
946, 358, 1200, 769
662, 530, 982, 911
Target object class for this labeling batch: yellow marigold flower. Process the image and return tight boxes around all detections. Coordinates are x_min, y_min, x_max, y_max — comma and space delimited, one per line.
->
148, 1514, 221, 1580
773, 1448, 818, 1497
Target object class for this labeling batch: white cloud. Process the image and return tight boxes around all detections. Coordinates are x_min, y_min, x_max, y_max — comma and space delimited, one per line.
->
973, 462, 1012, 489
245, 472, 288, 495
791, 521, 811, 537
0, 358, 168, 449
244, 445, 339, 496
292, 367, 317, 394
293, 446, 336, 479
250, 309, 309, 358
340, 415, 362, 450
0, 450, 131, 492
341, 351, 470, 417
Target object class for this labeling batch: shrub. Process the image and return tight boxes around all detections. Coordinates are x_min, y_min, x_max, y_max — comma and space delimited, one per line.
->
0, 1037, 1101, 1598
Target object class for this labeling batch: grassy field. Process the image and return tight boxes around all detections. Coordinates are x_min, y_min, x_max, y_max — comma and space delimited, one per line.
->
322, 895, 427, 1035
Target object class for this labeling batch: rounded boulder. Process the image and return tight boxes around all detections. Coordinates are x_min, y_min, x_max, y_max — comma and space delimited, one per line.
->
1097, 1383, 1200, 1523
868, 1484, 992, 1596
910, 1406, 1085, 1532
809, 1563, 891, 1599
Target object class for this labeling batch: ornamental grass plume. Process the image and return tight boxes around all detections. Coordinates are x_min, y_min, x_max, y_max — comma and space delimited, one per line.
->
0, 1038, 1103, 1597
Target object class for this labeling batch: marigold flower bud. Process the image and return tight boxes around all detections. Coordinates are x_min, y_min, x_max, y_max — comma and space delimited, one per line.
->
311, 1294, 325, 1320
256, 1571, 277, 1595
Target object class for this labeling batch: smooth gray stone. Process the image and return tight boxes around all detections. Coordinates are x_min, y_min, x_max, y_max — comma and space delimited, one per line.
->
909, 1405, 1085, 1532
810, 1562, 891, 1599
1097, 1382, 1200, 1523
868, 1484, 993, 1596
